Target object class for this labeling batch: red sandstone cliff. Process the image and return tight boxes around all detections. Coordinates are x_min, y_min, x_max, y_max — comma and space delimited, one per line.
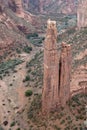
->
0, 0, 35, 61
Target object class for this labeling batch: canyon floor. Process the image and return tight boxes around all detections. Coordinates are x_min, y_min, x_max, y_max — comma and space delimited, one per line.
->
0, 41, 86, 130
0, 47, 40, 130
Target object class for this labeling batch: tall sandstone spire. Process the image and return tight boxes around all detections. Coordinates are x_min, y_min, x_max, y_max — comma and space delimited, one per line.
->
42, 20, 72, 114
42, 19, 59, 114
59, 43, 72, 106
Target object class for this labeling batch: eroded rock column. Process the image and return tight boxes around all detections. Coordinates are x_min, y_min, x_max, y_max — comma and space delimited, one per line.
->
42, 19, 59, 114
59, 43, 72, 106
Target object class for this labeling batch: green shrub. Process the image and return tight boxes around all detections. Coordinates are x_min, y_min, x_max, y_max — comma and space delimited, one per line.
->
16, 49, 21, 54
0, 126, 4, 130
54, 125, 61, 130
23, 46, 32, 53
23, 75, 30, 82
60, 120, 65, 124
25, 90, 33, 97
26, 33, 38, 39
10, 121, 16, 127
0, 59, 23, 74
16, 128, 20, 130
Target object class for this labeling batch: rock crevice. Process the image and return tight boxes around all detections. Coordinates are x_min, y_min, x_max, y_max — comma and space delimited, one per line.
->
42, 20, 72, 114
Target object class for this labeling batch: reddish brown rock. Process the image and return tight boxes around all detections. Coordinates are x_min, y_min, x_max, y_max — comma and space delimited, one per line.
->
59, 43, 72, 105
42, 19, 59, 114
42, 20, 72, 114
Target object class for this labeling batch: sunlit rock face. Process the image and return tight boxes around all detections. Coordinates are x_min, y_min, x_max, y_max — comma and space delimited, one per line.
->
60, 43, 72, 106
77, 0, 87, 29
42, 20, 72, 114
42, 19, 59, 114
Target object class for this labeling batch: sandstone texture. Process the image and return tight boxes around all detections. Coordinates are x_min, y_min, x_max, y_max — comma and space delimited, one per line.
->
42, 20, 72, 114
60, 43, 72, 106
42, 20, 59, 114
42, 19, 87, 115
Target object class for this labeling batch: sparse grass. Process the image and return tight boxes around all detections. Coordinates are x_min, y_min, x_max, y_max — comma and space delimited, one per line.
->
27, 93, 86, 129
16, 48, 21, 54
10, 121, 16, 127
0, 126, 4, 130
25, 51, 43, 88
26, 33, 38, 39
23, 75, 30, 82
26, 33, 44, 46
28, 94, 41, 121
16, 128, 20, 130
23, 46, 32, 53
0, 59, 23, 75
54, 125, 61, 130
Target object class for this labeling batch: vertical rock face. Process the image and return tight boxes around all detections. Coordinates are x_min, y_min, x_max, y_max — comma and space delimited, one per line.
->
59, 43, 72, 105
42, 19, 59, 114
42, 20, 72, 114
77, 0, 87, 29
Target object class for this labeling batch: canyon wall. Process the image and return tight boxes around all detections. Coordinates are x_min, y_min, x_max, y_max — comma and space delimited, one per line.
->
23, 0, 77, 14
0, 0, 35, 61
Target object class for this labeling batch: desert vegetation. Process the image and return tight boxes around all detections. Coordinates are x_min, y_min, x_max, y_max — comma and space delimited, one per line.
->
26, 33, 45, 46
27, 93, 87, 130
25, 51, 43, 88
0, 1, 87, 129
